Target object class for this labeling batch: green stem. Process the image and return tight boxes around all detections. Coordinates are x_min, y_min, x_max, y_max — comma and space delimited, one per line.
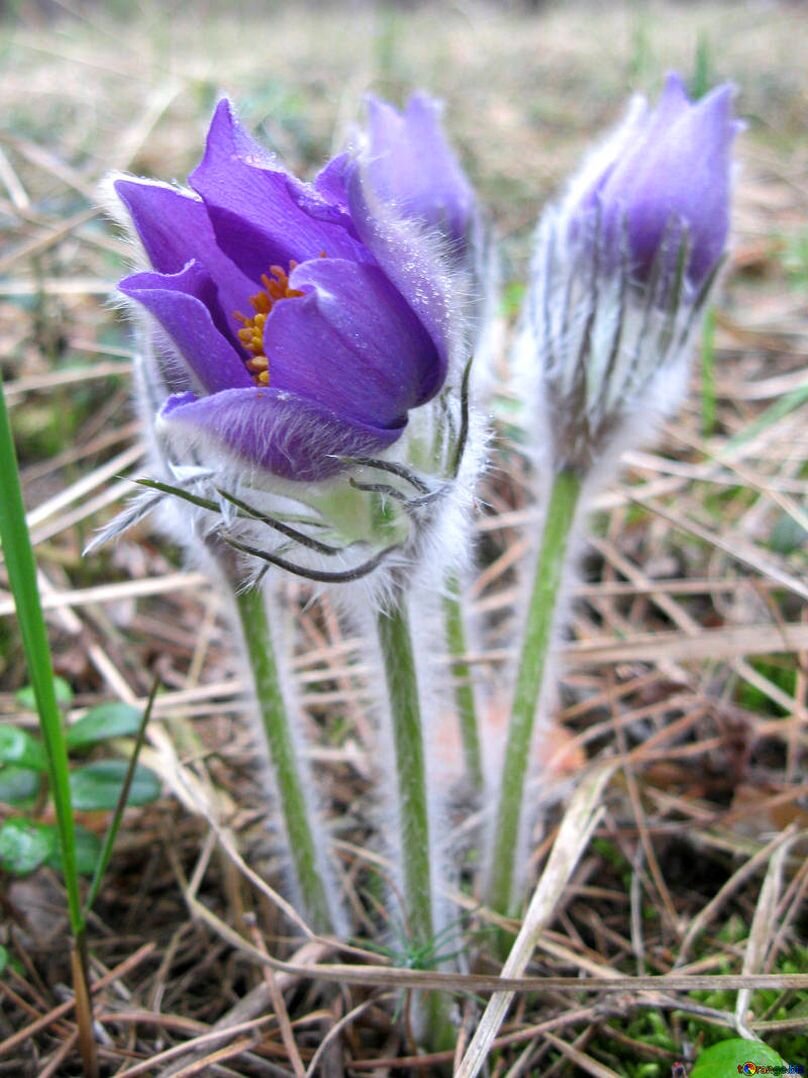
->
376, 598, 453, 1049
0, 372, 97, 1075
486, 468, 582, 919
443, 576, 482, 788
377, 600, 434, 947
234, 585, 335, 933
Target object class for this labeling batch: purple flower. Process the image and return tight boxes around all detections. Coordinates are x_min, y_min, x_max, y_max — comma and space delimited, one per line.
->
363, 93, 476, 252
115, 100, 452, 483
570, 73, 740, 291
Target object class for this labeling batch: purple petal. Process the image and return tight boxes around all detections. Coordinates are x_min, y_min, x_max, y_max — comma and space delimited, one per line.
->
114, 179, 256, 334
345, 161, 452, 373
189, 100, 368, 282
313, 153, 350, 204
159, 386, 404, 481
365, 93, 476, 247
120, 263, 253, 394
595, 76, 739, 287
264, 257, 443, 425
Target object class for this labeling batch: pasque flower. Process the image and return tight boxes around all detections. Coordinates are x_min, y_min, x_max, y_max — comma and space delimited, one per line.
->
488, 75, 741, 926
568, 72, 738, 291
521, 73, 741, 475
363, 92, 476, 252
115, 99, 453, 484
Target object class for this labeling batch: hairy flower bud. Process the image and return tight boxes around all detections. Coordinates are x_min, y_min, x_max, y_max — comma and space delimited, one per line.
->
519, 73, 741, 477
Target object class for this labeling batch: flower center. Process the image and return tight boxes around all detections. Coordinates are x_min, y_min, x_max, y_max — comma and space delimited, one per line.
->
234, 263, 304, 386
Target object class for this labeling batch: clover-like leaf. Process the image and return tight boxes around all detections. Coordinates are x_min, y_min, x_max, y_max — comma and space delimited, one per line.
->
0, 726, 48, 772
0, 818, 57, 875
0, 766, 41, 805
65, 703, 143, 750
690, 1039, 788, 1078
15, 677, 73, 711
69, 760, 161, 811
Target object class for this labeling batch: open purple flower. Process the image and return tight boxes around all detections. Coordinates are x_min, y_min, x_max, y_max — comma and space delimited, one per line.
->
569, 73, 740, 292
115, 100, 452, 483
362, 93, 476, 252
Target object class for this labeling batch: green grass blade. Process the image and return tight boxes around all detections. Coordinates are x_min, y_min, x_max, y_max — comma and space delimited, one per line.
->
0, 370, 84, 936
83, 677, 159, 914
724, 381, 808, 451
701, 306, 717, 436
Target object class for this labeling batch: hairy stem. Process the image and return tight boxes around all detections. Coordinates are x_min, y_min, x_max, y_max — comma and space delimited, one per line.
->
376, 598, 453, 1048
444, 576, 482, 788
486, 468, 582, 920
234, 585, 336, 934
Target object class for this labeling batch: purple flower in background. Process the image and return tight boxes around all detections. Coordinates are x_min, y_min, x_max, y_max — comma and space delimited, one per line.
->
520, 74, 740, 475
363, 93, 476, 252
115, 100, 451, 483
570, 73, 740, 292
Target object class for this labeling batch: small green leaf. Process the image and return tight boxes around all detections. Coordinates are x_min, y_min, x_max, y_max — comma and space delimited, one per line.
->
0, 765, 41, 805
0, 944, 8, 974
770, 512, 808, 556
69, 760, 161, 811
0, 817, 57, 875
15, 676, 73, 711
47, 824, 101, 876
0, 726, 48, 771
66, 703, 143, 750
690, 1039, 787, 1078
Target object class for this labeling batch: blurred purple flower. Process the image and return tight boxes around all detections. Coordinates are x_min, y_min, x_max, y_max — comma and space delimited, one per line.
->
363, 93, 476, 252
519, 74, 741, 476
115, 100, 452, 482
571, 73, 740, 291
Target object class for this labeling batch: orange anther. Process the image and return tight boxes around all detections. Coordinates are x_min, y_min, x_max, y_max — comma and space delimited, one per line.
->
233, 260, 307, 386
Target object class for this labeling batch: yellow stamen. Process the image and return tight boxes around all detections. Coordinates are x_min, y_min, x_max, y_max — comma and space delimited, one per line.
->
233, 261, 305, 387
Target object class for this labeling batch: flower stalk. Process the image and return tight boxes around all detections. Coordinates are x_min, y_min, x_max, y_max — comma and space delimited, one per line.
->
376, 598, 435, 946
233, 582, 337, 934
485, 468, 582, 920
443, 576, 482, 789
376, 596, 453, 1047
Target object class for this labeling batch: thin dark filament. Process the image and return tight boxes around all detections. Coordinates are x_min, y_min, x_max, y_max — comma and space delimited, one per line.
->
214, 487, 345, 556
450, 355, 474, 479
349, 478, 446, 512
673, 255, 725, 357
338, 457, 431, 494
134, 476, 219, 513
599, 211, 631, 412
223, 534, 404, 583
653, 233, 692, 364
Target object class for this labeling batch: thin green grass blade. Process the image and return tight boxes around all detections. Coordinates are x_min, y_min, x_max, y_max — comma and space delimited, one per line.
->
83, 677, 159, 914
0, 370, 84, 935
701, 306, 717, 436
724, 381, 808, 451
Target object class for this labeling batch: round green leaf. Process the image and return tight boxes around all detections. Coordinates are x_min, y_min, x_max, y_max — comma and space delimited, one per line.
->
46, 824, 101, 876
0, 765, 41, 805
66, 703, 143, 750
690, 1039, 787, 1078
0, 726, 47, 771
69, 760, 161, 811
0, 817, 57, 875
15, 676, 73, 711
